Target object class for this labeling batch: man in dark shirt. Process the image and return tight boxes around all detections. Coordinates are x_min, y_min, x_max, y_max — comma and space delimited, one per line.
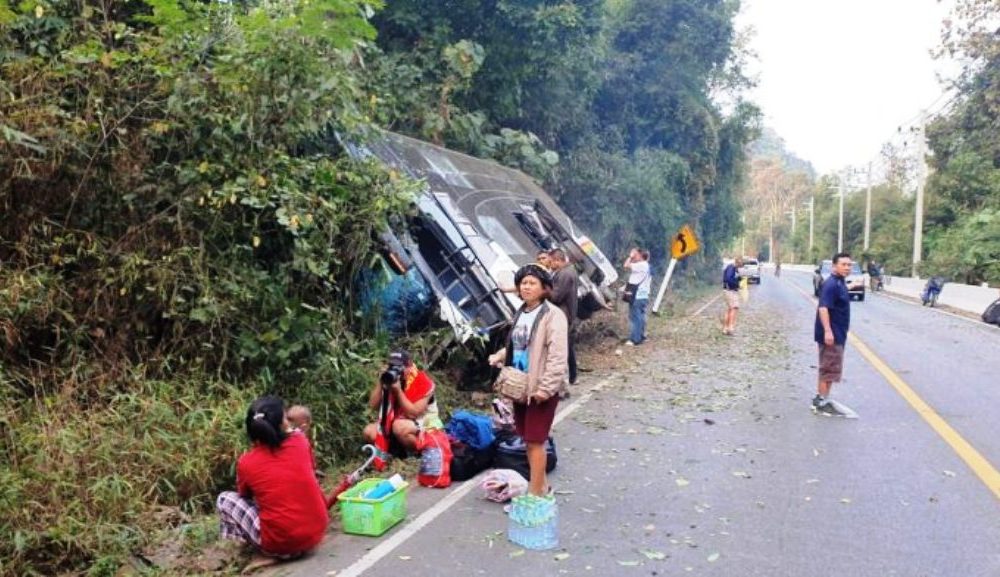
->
813, 252, 853, 416
547, 248, 578, 384
721, 257, 743, 335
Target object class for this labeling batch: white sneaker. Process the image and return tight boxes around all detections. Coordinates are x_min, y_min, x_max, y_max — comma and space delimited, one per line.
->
625, 341, 635, 347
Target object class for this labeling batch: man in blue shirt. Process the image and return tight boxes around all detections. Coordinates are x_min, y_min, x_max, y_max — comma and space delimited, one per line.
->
813, 252, 853, 416
721, 257, 743, 335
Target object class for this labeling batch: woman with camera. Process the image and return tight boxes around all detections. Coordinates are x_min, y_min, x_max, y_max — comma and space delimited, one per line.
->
363, 349, 440, 456
216, 396, 328, 569
489, 264, 569, 496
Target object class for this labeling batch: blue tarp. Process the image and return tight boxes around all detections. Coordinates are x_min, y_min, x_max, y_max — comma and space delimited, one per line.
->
357, 265, 434, 335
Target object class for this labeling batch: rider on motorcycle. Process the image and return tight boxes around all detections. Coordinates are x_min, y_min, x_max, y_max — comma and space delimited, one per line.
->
921, 276, 946, 306
867, 260, 882, 292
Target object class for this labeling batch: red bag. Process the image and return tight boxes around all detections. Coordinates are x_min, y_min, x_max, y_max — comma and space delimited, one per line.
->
417, 429, 452, 488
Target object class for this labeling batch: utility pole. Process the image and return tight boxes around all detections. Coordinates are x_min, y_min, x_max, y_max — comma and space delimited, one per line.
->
864, 161, 872, 251
786, 208, 797, 262
837, 170, 846, 253
768, 213, 774, 263
912, 113, 927, 278
740, 214, 746, 257
808, 195, 815, 255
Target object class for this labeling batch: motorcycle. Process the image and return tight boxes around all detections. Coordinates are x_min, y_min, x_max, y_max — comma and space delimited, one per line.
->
920, 276, 946, 307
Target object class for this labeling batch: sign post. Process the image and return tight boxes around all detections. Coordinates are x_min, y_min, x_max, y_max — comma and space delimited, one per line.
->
652, 225, 700, 314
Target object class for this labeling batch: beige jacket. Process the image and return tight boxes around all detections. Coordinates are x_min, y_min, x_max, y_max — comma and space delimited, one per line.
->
490, 302, 569, 401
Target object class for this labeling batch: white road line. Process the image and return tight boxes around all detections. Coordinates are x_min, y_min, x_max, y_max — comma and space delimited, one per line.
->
690, 293, 722, 317
335, 377, 612, 577
878, 291, 999, 329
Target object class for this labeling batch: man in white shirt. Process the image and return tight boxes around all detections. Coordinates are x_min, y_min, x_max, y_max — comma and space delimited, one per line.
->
623, 248, 652, 345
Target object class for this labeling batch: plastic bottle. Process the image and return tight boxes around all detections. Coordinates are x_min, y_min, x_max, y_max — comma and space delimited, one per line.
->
508, 494, 558, 550
363, 474, 405, 500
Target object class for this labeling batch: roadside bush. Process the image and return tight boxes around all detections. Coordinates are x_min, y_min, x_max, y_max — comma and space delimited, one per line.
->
0, 376, 253, 574
0, 0, 424, 573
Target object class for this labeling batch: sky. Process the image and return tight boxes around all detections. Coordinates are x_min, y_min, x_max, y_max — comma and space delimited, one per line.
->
736, 0, 958, 176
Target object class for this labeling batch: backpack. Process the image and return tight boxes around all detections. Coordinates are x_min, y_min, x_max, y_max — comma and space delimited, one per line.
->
493, 434, 557, 481
983, 299, 1000, 326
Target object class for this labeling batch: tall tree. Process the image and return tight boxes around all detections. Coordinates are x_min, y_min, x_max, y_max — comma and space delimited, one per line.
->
923, 0, 1000, 282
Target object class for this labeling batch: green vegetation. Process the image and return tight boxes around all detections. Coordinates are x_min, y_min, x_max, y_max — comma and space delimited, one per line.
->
367, 0, 759, 274
1, 0, 416, 573
922, 0, 1000, 283
1, 0, 756, 573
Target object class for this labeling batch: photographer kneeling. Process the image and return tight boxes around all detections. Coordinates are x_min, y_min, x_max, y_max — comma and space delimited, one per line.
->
363, 350, 441, 456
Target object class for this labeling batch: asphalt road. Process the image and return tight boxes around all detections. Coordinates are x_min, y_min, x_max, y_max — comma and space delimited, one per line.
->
268, 270, 1000, 577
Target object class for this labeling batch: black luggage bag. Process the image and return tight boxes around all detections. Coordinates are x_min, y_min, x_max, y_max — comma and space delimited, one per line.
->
493, 434, 557, 481
449, 440, 495, 481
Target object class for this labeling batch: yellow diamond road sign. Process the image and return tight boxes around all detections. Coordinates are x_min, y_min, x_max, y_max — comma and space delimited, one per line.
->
671, 225, 699, 259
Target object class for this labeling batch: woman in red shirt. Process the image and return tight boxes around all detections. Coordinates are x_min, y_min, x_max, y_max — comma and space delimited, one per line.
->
216, 396, 328, 561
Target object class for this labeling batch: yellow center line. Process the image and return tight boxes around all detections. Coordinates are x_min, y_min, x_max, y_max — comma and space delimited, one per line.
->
849, 334, 1000, 500
788, 275, 1000, 500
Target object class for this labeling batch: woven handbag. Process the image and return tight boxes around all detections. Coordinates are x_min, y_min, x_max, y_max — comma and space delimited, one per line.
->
494, 366, 530, 404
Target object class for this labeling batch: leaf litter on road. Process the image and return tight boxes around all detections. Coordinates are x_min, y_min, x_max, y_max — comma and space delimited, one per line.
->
639, 549, 667, 560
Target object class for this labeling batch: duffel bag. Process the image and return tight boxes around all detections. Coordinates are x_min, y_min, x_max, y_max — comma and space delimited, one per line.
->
449, 439, 495, 482
493, 435, 557, 481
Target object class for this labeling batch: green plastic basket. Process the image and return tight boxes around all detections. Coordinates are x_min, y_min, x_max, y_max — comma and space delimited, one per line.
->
337, 477, 409, 537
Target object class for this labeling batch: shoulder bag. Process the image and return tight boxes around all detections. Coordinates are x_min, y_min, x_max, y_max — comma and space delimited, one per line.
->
622, 272, 648, 304
493, 365, 529, 404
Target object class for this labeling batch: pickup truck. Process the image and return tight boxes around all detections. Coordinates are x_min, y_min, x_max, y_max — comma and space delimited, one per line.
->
740, 258, 761, 284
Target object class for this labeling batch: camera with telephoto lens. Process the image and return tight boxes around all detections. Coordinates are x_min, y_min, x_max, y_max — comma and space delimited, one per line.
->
380, 364, 404, 387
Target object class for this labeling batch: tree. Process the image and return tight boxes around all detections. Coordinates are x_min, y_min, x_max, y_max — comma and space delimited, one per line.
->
922, 0, 1000, 282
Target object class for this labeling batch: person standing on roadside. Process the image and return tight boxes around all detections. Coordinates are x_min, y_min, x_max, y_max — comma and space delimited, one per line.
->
721, 257, 743, 335
813, 252, 853, 416
535, 250, 553, 271
623, 248, 651, 346
547, 248, 579, 384
501, 249, 554, 295
488, 264, 568, 496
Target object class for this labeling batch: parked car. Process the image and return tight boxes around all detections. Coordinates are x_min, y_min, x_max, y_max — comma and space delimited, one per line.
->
813, 259, 866, 301
740, 258, 761, 284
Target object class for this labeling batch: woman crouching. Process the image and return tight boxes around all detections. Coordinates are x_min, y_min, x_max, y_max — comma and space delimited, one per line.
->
489, 264, 569, 496
216, 396, 328, 565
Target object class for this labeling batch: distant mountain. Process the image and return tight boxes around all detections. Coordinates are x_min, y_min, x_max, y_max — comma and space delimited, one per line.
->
748, 127, 816, 178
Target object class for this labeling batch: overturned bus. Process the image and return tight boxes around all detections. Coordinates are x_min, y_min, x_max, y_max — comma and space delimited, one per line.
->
347, 131, 617, 346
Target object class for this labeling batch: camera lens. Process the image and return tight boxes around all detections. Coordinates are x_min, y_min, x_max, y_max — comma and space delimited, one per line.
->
380, 365, 402, 386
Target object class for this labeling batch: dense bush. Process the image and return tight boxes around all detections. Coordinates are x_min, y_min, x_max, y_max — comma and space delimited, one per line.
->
0, 0, 423, 573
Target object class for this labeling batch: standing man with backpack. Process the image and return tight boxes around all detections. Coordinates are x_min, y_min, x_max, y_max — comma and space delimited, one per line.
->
721, 257, 743, 335
813, 252, 853, 417
547, 248, 579, 384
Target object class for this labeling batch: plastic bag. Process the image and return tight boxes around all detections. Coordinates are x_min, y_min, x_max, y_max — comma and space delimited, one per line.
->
481, 468, 528, 503
417, 429, 452, 488
491, 398, 515, 433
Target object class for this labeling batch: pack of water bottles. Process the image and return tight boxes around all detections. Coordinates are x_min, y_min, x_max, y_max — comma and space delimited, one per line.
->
507, 494, 558, 550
